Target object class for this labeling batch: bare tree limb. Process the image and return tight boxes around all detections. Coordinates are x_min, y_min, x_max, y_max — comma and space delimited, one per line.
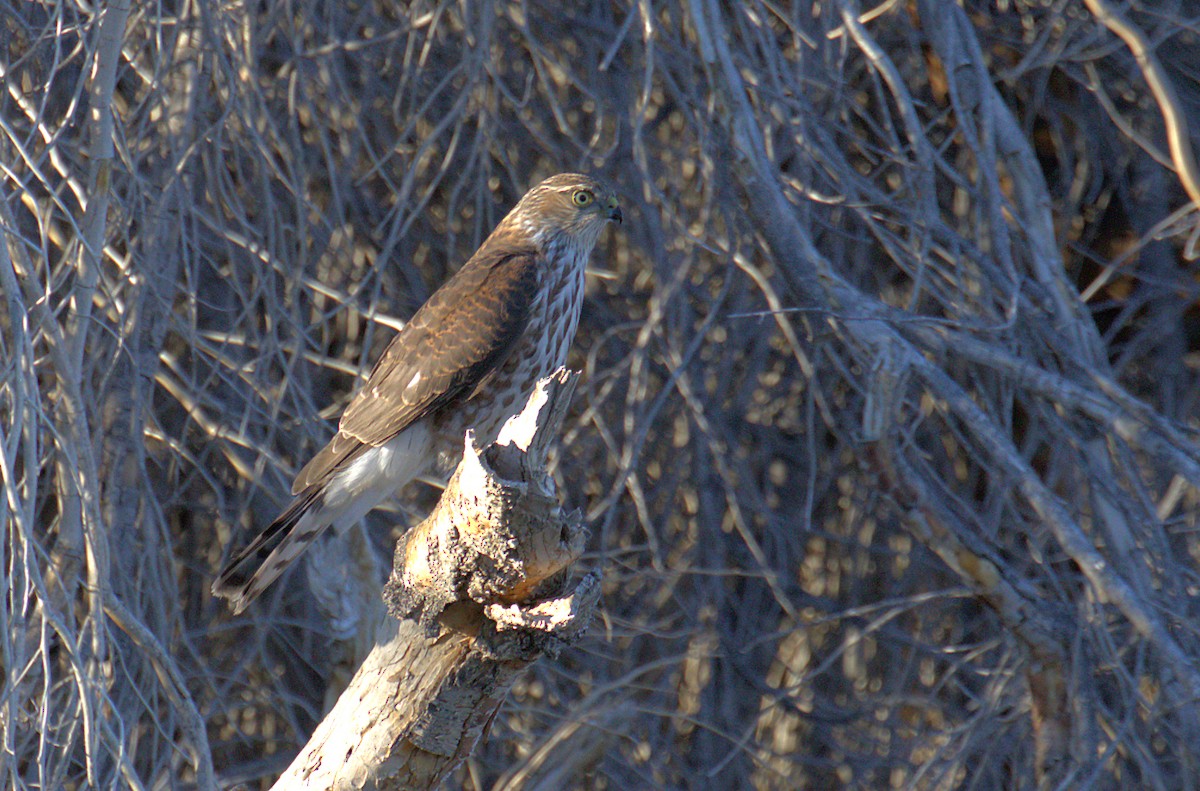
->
271, 371, 598, 790
1085, 0, 1200, 212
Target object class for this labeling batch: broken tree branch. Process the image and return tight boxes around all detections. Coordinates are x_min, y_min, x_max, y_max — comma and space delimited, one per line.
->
270, 370, 599, 790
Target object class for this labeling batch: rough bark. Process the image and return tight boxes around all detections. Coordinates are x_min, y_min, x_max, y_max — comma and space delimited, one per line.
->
270, 370, 598, 790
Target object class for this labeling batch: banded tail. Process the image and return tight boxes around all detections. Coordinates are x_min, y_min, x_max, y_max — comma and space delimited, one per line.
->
212, 487, 325, 614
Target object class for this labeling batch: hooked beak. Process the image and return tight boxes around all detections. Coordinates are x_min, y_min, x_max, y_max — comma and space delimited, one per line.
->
605, 196, 623, 224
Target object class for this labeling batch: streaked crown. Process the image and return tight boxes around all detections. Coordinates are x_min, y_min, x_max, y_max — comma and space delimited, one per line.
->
502, 173, 622, 250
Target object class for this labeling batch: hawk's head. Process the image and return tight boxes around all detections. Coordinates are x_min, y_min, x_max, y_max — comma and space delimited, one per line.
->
503, 173, 622, 253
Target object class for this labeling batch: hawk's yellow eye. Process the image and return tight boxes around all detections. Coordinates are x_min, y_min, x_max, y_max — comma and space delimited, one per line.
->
572, 189, 594, 207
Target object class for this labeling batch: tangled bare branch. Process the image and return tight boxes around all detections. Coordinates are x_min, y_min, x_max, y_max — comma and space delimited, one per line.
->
4, 1, 1200, 788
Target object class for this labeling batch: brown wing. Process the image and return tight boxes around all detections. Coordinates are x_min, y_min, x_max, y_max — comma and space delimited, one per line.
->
291, 248, 542, 494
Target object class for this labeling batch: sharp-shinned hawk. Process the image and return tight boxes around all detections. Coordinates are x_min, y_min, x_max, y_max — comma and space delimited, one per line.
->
213, 173, 622, 613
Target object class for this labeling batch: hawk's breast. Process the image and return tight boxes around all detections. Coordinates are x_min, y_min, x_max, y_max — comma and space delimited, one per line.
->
431, 244, 587, 470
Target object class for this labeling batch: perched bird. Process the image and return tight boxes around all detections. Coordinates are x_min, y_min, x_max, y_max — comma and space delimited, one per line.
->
213, 173, 621, 613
